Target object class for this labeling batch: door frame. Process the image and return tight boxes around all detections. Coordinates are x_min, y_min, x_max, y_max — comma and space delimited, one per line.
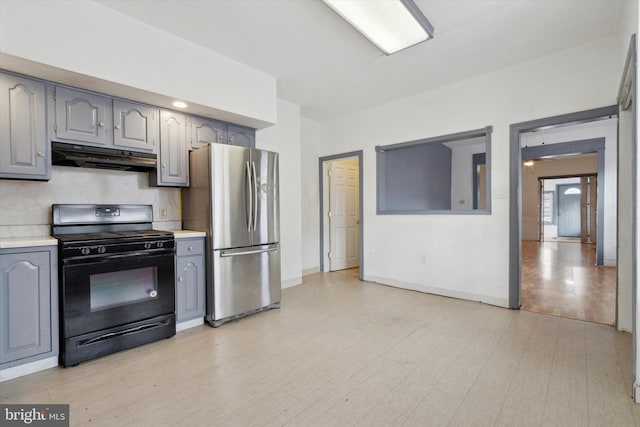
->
521, 138, 605, 260
537, 174, 598, 243
319, 151, 364, 280
508, 105, 617, 309
618, 34, 637, 401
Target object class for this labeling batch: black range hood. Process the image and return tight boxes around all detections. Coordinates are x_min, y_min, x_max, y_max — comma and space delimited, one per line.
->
52, 142, 157, 172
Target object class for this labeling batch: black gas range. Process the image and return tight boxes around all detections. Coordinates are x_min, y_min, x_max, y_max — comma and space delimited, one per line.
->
52, 204, 176, 366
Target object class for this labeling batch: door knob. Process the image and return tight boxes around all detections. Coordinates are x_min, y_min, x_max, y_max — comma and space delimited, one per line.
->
37, 151, 45, 157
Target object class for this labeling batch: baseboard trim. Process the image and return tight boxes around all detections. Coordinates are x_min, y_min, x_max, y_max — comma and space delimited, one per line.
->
282, 277, 302, 289
634, 383, 640, 403
302, 267, 320, 276
176, 317, 205, 332
0, 356, 59, 382
365, 275, 509, 308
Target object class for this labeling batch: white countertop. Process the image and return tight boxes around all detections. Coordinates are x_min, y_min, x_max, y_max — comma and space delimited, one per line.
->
0, 236, 59, 250
173, 230, 206, 239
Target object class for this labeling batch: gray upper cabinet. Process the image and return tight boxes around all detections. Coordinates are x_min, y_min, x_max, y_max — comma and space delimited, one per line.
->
53, 86, 112, 146
0, 247, 57, 366
153, 109, 189, 186
0, 73, 49, 180
227, 124, 255, 147
190, 116, 227, 150
113, 100, 158, 153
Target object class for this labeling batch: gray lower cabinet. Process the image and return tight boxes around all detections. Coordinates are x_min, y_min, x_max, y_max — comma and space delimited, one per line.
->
113, 100, 158, 153
151, 110, 189, 187
0, 73, 50, 180
228, 124, 255, 147
0, 246, 58, 367
175, 238, 205, 322
52, 86, 112, 146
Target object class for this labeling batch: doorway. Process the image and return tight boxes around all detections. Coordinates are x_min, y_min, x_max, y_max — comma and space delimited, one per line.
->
319, 151, 363, 280
557, 183, 581, 237
520, 147, 615, 325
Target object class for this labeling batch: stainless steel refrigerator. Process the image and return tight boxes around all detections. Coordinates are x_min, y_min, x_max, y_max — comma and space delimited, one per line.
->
182, 143, 280, 327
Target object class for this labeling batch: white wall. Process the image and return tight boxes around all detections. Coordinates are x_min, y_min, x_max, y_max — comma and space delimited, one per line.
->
0, 0, 276, 127
256, 99, 303, 288
307, 36, 620, 307
300, 118, 322, 274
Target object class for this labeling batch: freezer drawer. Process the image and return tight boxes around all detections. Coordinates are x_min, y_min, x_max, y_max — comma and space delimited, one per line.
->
209, 243, 281, 325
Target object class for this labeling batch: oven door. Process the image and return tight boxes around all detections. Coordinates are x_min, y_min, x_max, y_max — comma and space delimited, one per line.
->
61, 251, 175, 338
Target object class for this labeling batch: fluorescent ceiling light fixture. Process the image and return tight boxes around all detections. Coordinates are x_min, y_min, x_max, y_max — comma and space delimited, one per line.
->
323, 0, 434, 55
172, 101, 188, 109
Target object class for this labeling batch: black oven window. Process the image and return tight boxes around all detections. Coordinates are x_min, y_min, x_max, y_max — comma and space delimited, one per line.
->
90, 266, 159, 312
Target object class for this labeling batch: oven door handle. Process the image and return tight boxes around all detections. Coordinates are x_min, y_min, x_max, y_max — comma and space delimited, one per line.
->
62, 250, 174, 264
77, 319, 171, 347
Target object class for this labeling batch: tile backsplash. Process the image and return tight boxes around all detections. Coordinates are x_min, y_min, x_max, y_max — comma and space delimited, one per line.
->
0, 166, 181, 238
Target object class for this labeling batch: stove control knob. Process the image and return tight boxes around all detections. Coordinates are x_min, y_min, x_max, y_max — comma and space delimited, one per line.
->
80, 247, 91, 255
144, 242, 152, 249
156, 241, 164, 248
97, 246, 106, 254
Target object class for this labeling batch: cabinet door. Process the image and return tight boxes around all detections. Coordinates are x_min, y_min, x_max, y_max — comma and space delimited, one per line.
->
190, 116, 227, 150
156, 110, 188, 186
0, 73, 49, 179
54, 86, 112, 146
113, 100, 158, 152
227, 124, 255, 148
0, 252, 51, 363
176, 254, 205, 322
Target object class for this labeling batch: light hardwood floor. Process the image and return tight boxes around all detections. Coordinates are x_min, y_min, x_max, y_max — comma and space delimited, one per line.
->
2, 269, 637, 426
521, 241, 617, 325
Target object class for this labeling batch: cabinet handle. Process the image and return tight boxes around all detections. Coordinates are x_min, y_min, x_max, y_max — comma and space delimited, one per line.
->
162, 163, 167, 169
37, 151, 45, 157
98, 122, 105, 127
178, 277, 183, 282
229, 136, 234, 142
115, 125, 121, 130
218, 135, 223, 140
188, 246, 193, 251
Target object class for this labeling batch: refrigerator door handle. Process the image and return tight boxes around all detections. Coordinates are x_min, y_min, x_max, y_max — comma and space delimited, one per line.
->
251, 161, 258, 232
220, 246, 278, 257
245, 160, 253, 232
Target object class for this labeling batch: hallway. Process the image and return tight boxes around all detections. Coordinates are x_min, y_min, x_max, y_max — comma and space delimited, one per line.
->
521, 241, 617, 325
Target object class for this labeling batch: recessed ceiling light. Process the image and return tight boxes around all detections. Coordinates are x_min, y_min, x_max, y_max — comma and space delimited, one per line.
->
322, 0, 434, 55
172, 101, 188, 109
523, 160, 535, 167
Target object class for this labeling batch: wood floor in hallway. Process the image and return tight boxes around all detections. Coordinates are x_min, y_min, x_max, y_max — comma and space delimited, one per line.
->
521, 240, 616, 325
2, 269, 636, 426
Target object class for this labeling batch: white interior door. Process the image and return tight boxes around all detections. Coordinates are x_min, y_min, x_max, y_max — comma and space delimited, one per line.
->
329, 158, 359, 271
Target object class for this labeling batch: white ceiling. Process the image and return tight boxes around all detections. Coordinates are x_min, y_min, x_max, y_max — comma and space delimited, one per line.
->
96, 0, 625, 122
